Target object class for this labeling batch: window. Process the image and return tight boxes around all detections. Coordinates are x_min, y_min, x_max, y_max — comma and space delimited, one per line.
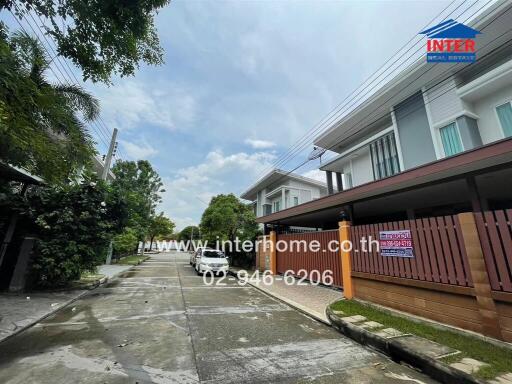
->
496, 102, 512, 138
293, 196, 299, 206
369, 131, 400, 180
272, 200, 280, 212
440, 122, 463, 157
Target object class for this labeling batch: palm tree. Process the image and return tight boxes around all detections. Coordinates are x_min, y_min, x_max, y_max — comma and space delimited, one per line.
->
0, 28, 100, 183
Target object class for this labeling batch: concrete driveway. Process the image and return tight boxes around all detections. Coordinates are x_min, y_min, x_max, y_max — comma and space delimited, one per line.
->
0, 252, 438, 383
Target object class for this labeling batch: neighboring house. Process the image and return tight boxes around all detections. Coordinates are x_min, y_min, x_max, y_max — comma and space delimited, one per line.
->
257, 2, 512, 228
240, 169, 328, 217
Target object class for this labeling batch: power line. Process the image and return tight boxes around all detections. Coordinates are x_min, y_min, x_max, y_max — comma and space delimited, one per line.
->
255, 4, 512, 197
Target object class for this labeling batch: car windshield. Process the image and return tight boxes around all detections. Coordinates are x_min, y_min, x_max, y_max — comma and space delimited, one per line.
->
203, 250, 225, 258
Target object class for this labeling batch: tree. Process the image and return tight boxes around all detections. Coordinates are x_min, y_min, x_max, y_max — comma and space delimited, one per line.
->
2, 0, 169, 83
148, 213, 175, 250
27, 176, 128, 287
113, 227, 139, 256
178, 225, 200, 241
111, 160, 164, 242
0, 27, 98, 183
200, 194, 259, 246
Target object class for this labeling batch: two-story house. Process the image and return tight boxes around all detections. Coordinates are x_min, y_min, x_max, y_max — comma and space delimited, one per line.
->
257, 2, 512, 229
240, 169, 328, 217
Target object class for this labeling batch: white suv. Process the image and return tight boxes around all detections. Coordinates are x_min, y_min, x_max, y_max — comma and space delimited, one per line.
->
195, 249, 229, 275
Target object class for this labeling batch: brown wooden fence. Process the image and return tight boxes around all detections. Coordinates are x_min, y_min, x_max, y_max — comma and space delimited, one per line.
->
475, 210, 512, 293
276, 230, 342, 287
350, 216, 473, 287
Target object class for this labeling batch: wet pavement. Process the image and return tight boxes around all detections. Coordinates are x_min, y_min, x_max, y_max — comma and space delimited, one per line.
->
0, 252, 439, 383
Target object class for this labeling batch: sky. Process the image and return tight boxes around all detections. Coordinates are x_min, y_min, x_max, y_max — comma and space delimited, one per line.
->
3, 0, 471, 230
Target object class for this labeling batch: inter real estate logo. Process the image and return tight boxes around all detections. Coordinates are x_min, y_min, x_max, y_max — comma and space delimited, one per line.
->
419, 19, 481, 63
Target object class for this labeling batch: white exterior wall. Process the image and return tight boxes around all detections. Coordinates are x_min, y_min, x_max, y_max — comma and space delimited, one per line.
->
350, 148, 374, 187
471, 85, 512, 144
251, 178, 326, 217
426, 79, 469, 126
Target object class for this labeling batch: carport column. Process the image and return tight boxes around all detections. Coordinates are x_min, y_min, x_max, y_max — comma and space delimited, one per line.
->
269, 230, 277, 274
457, 212, 502, 340
325, 171, 334, 195
338, 220, 353, 299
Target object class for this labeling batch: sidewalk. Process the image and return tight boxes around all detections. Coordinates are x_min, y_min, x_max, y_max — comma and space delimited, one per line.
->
0, 264, 132, 343
230, 267, 343, 323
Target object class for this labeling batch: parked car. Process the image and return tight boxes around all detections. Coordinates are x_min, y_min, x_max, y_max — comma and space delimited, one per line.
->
195, 248, 229, 275
189, 247, 206, 266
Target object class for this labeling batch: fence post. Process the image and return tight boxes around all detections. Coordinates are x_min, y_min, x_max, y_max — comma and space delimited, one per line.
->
339, 220, 353, 299
457, 212, 503, 340
270, 230, 277, 274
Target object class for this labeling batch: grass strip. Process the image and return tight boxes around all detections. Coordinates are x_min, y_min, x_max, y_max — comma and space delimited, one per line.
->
116, 255, 148, 265
330, 299, 512, 379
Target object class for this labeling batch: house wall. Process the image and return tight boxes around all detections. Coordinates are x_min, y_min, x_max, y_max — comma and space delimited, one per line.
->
471, 85, 512, 144
350, 148, 373, 187
394, 92, 437, 169
427, 79, 468, 126
253, 179, 326, 216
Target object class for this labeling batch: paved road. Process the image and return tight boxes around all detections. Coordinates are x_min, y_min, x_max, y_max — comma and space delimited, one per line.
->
0, 252, 438, 383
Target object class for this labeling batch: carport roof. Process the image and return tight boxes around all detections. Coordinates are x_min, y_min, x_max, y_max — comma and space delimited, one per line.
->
256, 138, 512, 226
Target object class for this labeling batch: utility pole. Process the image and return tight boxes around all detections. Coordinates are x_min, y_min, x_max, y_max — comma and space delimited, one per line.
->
103, 128, 118, 264
102, 128, 118, 181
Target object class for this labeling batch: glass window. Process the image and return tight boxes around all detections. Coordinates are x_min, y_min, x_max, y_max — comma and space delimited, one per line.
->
440, 123, 463, 157
273, 200, 280, 212
293, 196, 299, 206
369, 131, 400, 180
496, 102, 512, 138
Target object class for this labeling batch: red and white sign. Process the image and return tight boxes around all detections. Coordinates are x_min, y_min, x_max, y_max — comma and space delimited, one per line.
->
379, 230, 414, 258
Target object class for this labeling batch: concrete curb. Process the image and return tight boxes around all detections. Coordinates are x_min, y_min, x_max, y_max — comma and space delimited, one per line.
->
326, 307, 487, 384
0, 263, 137, 345
227, 269, 331, 325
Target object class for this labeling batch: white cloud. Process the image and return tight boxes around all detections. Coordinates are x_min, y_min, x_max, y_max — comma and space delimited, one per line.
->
120, 139, 158, 160
91, 80, 197, 131
244, 138, 276, 149
159, 150, 276, 230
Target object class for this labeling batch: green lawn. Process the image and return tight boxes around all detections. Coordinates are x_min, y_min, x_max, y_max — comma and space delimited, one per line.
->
115, 255, 148, 265
330, 299, 512, 379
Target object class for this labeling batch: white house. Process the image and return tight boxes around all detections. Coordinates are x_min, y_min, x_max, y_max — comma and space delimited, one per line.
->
315, 2, 512, 194
240, 169, 328, 217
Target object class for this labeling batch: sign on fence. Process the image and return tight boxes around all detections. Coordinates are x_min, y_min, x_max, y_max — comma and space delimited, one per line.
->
379, 230, 414, 258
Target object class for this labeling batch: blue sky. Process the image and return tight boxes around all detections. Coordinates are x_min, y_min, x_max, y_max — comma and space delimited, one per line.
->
2, 0, 461, 229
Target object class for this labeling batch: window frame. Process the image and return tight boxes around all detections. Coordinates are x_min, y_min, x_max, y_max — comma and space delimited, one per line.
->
438, 120, 464, 158
494, 99, 512, 138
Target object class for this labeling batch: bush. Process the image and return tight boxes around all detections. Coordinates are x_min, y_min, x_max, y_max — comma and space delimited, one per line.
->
113, 228, 139, 256
27, 178, 127, 287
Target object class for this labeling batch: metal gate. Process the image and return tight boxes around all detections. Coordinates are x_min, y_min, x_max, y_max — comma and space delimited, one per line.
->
276, 230, 342, 287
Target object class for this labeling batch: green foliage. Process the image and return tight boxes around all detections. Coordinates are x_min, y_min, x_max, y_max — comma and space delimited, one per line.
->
2, 0, 169, 83
111, 160, 164, 241
113, 227, 139, 255
0, 26, 98, 184
27, 177, 127, 287
148, 213, 175, 246
178, 225, 200, 241
200, 194, 259, 244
